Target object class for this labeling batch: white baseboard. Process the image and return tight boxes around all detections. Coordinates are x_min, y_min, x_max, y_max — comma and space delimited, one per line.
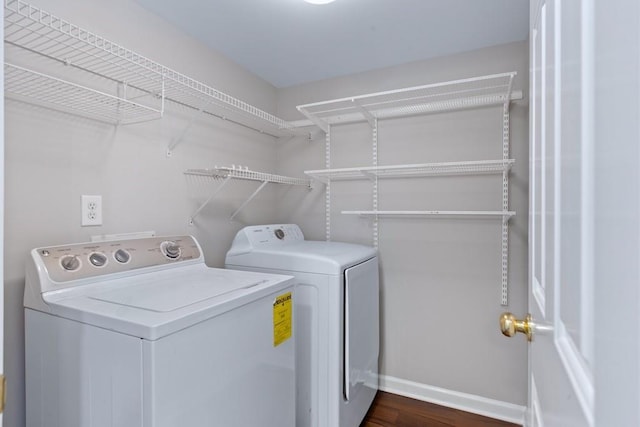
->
378, 374, 526, 425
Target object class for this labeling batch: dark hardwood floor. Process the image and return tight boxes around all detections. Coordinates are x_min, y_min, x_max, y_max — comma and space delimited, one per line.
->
360, 392, 521, 427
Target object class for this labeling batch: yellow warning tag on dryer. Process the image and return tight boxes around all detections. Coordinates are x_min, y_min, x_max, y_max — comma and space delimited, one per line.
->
273, 292, 292, 347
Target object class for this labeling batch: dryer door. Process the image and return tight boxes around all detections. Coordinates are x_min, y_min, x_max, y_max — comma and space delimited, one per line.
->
344, 257, 379, 401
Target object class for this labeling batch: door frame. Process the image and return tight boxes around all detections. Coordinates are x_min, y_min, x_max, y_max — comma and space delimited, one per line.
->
592, 0, 640, 425
0, 1, 5, 424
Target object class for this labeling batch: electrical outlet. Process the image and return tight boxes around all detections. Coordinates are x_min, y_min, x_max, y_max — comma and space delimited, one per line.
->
81, 195, 103, 226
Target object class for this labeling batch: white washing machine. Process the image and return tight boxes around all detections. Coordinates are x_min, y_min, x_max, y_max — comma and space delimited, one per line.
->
225, 224, 379, 427
24, 235, 295, 427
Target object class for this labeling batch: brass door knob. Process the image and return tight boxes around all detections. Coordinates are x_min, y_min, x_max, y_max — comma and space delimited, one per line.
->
500, 312, 533, 341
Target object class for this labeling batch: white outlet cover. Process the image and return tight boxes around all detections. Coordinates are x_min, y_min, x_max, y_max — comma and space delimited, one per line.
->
82, 195, 103, 226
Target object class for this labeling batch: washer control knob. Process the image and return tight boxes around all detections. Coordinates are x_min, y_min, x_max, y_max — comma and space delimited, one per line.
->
274, 229, 285, 240
161, 241, 181, 259
114, 249, 131, 264
89, 252, 108, 267
61, 255, 81, 271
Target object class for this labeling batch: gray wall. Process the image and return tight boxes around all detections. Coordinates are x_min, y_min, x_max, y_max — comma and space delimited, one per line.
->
3, 1, 295, 426
275, 41, 529, 405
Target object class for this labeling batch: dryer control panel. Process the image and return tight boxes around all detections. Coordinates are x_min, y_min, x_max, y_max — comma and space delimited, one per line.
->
240, 224, 303, 245
33, 235, 202, 284
226, 224, 304, 257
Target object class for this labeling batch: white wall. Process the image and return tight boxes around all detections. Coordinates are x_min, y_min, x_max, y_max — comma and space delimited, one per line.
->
3, 1, 292, 426
275, 41, 530, 407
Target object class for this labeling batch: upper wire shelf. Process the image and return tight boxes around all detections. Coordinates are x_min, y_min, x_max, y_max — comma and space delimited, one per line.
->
4, 62, 163, 124
305, 159, 514, 183
296, 72, 520, 132
4, 0, 298, 135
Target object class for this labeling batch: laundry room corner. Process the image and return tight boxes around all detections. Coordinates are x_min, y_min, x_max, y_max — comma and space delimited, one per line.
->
4, 0, 640, 426
275, 41, 530, 422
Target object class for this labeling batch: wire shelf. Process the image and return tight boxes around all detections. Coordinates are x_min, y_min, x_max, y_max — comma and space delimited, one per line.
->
5, 62, 163, 124
305, 159, 514, 183
185, 167, 311, 187
296, 73, 519, 131
184, 166, 310, 222
342, 210, 516, 220
4, 0, 297, 135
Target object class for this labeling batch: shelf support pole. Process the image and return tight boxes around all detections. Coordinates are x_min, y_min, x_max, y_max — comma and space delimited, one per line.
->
372, 118, 379, 248
230, 180, 269, 221
500, 84, 513, 306
325, 125, 331, 241
189, 176, 231, 225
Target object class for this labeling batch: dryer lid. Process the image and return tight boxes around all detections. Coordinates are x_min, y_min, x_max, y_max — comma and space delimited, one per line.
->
226, 240, 377, 275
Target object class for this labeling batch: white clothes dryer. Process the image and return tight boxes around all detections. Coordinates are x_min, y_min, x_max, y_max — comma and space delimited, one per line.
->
225, 224, 379, 427
25, 235, 295, 427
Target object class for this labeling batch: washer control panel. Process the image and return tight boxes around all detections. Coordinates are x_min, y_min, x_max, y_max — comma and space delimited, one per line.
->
35, 236, 201, 283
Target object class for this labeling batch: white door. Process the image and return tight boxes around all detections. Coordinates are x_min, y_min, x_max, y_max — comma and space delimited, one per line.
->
527, 0, 594, 425
518, 1, 640, 426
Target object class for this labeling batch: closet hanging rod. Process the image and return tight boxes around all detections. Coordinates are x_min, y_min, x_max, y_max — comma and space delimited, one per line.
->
5, 42, 287, 136
4, 62, 164, 124
5, 39, 168, 103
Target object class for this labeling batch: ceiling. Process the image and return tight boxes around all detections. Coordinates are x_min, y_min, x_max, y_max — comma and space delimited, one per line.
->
134, 0, 529, 88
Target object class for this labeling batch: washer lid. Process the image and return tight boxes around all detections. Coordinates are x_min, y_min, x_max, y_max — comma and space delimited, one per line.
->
226, 240, 377, 274
41, 264, 293, 340
89, 271, 272, 312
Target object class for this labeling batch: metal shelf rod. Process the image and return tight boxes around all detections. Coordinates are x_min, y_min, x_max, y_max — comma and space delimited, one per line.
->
4, 62, 163, 124
342, 210, 516, 219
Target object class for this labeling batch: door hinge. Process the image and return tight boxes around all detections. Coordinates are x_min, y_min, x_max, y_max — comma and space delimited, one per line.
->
0, 374, 6, 414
